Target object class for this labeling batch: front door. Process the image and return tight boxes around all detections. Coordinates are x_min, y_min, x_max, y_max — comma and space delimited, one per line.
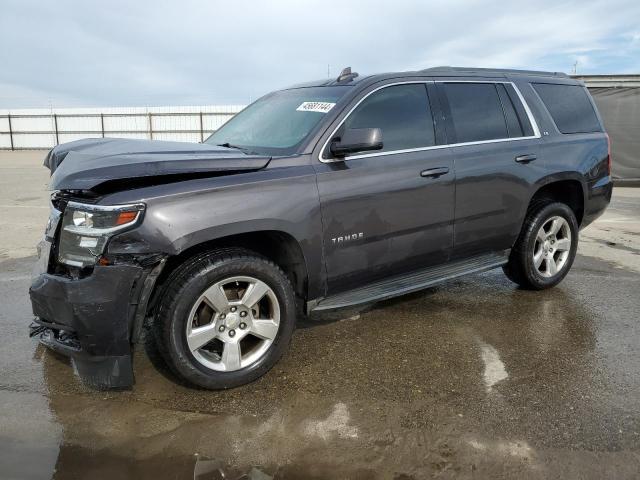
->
313, 82, 455, 294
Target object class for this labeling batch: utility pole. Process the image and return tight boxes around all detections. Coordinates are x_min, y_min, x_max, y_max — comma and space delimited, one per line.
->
327, 64, 330, 78
572, 60, 578, 75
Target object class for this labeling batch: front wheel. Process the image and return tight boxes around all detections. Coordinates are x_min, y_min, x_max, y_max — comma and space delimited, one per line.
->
155, 248, 296, 389
503, 202, 579, 290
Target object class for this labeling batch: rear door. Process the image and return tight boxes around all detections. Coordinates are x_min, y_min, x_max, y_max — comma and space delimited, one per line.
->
313, 81, 455, 294
436, 80, 543, 258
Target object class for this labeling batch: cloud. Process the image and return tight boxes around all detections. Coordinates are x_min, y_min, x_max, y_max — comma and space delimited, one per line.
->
1, 0, 639, 108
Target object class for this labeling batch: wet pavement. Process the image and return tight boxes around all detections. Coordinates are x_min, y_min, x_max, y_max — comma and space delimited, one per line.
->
1, 152, 640, 479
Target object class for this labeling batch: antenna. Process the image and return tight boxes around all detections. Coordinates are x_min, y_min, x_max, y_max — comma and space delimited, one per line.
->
336, 67, 359, 83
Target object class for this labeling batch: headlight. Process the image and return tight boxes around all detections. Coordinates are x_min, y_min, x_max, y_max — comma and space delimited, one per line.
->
58, 201, 145, 268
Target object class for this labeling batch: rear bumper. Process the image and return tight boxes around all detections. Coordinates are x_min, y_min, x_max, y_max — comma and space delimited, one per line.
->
582, 175, 613, 228
29, 263, 152, 389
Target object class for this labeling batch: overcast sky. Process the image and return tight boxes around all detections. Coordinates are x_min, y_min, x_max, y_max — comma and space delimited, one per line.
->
1, 0, 639, 108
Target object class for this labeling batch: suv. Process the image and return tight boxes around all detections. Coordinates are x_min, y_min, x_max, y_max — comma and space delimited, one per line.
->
29, 67, 612, 389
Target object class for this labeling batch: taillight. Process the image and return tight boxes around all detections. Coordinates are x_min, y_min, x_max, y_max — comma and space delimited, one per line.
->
605, 133, 611, 176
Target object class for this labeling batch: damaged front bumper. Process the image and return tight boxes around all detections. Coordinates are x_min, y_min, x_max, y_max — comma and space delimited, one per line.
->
29, 240, 165, 389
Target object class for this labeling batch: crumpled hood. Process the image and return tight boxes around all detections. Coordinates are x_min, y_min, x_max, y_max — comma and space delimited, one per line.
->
46, 138, 271, 191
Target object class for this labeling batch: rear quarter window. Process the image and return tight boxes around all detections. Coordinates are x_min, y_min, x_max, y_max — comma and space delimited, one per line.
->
532, 83, 602, 134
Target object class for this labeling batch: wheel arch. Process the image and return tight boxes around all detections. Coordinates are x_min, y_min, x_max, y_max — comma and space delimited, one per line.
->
147, 229, 311, 318
528, 175, 586, 226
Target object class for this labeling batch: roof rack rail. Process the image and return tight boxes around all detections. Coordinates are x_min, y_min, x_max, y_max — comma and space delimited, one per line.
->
420, 66, 569, 78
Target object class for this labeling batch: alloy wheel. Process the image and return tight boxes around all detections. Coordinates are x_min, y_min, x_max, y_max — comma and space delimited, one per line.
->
533, 216, 572, 278
185, 276, 280, 372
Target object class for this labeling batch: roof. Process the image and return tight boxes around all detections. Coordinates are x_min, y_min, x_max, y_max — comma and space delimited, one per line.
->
287, 66, 571, 89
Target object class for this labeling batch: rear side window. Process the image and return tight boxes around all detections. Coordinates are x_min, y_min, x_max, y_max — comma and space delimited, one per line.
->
441, 83, 508, 143
503, 83, 535, 137
496, 84, 523, 137
344, 83, 435, 152
496, 84, 537, 138
532, 83, 601, 134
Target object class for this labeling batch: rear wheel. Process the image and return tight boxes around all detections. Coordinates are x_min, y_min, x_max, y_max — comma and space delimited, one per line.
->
155, 248, 296, 389
503, 202, 578, 290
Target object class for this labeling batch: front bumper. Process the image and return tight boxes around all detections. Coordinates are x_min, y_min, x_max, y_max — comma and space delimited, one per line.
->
29, 239, 165, 389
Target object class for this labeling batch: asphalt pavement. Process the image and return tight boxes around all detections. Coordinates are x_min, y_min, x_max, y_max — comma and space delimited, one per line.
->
1, 150, 639, 479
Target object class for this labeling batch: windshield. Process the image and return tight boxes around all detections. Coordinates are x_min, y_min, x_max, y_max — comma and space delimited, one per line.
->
205, 86, 350, 156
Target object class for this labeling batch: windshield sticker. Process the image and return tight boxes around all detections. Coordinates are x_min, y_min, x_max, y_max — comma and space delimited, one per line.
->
296, 101, 336, 113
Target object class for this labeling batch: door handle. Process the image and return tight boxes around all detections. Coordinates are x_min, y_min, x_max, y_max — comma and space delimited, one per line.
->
515, 154, 537, 164
420, 167, 449, 178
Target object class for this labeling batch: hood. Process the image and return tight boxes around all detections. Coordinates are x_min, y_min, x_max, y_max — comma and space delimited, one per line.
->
46, 138, 271, 191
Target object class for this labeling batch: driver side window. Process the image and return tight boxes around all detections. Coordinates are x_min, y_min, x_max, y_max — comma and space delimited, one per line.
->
344, 83, 436, 153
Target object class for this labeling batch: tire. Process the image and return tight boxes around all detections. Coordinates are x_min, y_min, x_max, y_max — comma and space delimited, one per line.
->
155, 248, 296, 389
503, 201, 579, 290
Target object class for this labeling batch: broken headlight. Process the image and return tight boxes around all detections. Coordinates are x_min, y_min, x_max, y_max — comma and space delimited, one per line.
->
58, 201, 145, 268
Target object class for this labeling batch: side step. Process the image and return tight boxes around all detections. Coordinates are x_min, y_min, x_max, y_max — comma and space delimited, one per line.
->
310, 250, 510, 311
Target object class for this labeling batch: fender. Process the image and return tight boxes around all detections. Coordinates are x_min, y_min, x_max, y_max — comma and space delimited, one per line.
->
105, 164, 326, 299
533, 171, 588, 199
512, 171, 587, 233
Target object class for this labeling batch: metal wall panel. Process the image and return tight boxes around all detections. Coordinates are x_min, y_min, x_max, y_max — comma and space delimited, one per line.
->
0, 105, 244, 150
589, 87, 640, 179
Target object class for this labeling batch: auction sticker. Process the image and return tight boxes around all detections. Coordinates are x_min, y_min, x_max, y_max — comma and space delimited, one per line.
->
296, 101, 336, 113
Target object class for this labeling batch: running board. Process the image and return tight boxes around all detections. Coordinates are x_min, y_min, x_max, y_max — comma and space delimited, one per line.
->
310, 250, 509, 312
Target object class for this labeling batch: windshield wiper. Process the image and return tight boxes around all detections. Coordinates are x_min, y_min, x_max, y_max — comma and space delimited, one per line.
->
217, 143, 250, 153
216, 143, 260, 156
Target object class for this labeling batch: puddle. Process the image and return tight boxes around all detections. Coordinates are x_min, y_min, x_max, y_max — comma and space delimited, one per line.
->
3, 254, 640, 478
478, 342, 508, 392
303, 402, 359, 440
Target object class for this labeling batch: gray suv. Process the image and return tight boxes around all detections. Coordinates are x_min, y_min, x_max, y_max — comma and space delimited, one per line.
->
29, 66, 612, 389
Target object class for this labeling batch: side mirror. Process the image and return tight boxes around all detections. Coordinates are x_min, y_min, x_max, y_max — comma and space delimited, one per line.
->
330, 128, 383, 158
